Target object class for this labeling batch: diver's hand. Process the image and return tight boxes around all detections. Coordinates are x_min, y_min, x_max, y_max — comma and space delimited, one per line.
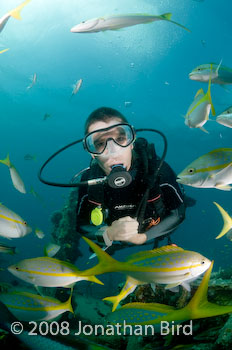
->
126, 232, 147, 244
106, 216, 147, 244
107, 216, 138, 241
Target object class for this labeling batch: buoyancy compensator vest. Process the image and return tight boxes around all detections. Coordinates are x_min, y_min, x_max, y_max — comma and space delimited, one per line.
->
87, 137, 167, 232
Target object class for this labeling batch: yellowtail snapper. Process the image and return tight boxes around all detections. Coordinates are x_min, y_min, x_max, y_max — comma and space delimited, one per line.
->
0, 301, 111, 350
44, 242, 61, 257
0, 203, 32, 239
0, 0, 31, 34
0, 290, 73, 321
189, 62, 232, 85
71, 13, 190, 33
107, 262, 232, 327
0, 48, 9, 54
177, 148, 232, 191
78, 238, 211, 292
0, 153, 26, 193
184, 64, 215, 133
70, 78, 83, 99
213, 202, 232, 239
0, 243, 17, 255
8, 256, 103, 287
103, 276, 141, 312
216, 106, 232, 128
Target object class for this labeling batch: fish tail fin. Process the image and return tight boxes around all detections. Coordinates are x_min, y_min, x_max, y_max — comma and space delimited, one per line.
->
103, 295, 121, 312
213, 202, 232, 239
195, 88, 204, 98
43, 246, 48, 257
12, 247, 18, 255
80, 237, 124, 276
34, 285, 45, 297
160, 12, 190, 32
9, 0, 31, 20
207, 64, 216, 116
187, 262, 213, 312
0, 48, 10, 54
216, 59, 223, 75
199, 126, 209, 134
160, 13, 172, 21
89, 275, 104, 285
0, 153, 11, 167
184, 261, 232, 319
63, 287, 74, 314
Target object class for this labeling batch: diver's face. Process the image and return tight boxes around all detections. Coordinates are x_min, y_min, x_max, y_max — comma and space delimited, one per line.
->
88, 119, 133, 175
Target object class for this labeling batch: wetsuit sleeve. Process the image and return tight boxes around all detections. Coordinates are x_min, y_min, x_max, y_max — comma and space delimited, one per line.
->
145, 161, 185, 241
159, 161, 185, 211
145, 204, 185, 241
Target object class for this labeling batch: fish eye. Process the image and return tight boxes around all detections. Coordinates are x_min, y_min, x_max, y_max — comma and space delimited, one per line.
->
15, 266, 19, 270
23, 221, 27, 225
201, 260, 205, 265
188, 168, 195, 174
197, 68, 202, 71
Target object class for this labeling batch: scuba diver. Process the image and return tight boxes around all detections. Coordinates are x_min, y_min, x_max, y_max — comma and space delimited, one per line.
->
75, 107, 186, 252
38, 106, 195, 256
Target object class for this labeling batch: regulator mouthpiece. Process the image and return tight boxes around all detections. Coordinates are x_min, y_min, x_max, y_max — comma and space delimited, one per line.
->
107, 164, 132, 189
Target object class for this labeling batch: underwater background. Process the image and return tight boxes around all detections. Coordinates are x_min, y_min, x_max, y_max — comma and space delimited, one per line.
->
1, 0, 232, 349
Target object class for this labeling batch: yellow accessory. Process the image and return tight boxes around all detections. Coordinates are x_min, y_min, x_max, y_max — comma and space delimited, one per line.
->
91, 207, 103, 226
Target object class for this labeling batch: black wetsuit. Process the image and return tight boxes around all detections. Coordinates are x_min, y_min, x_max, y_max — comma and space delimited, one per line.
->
76, 153, 185, 250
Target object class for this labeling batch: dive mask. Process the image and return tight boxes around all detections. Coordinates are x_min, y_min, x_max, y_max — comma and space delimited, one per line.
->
83, 123, 135, 155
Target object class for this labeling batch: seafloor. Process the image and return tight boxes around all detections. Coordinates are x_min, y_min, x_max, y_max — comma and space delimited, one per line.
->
1, 270, 232, 350
1, 189, 232, 349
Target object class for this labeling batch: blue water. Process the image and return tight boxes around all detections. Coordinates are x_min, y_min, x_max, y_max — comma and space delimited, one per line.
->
0, 0, 232, 292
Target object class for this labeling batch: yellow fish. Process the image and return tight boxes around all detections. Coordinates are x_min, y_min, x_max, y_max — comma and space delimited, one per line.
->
0, 0, 31, 34
0, 203, 32, 239
0, 290, 73, 321
213, 202, 232, 239
8, 256, 103, 288
79, 237, 211, 291
177, 148, 232, 191
189, 62, 232, 85
35, 228, 45, 240
70, 78, 83, 99
0, 48, 9, 54
0, 154, 26, 193
184, 64, 216, 133
71, 13, 190, 33
44, 242, 61, 257
216, 106, 232, 129
103, 276, 140, 312
0, 243, 17, 255
107, 262, 232, 326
